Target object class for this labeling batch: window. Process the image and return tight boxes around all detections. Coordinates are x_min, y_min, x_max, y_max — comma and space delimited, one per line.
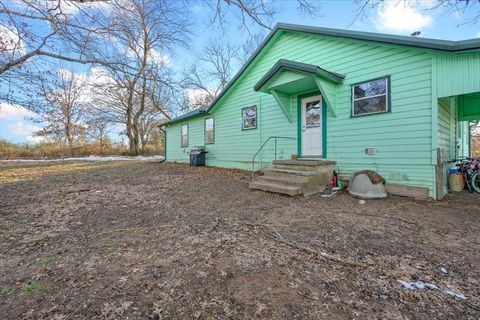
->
242, 106, 257, 130
205, 117, 214, 144
181, 124, 188, 147
305, 100, 321, 128
352, 77, 389, 116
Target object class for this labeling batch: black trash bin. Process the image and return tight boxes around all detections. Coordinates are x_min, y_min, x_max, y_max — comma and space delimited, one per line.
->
189, 147, 207, 166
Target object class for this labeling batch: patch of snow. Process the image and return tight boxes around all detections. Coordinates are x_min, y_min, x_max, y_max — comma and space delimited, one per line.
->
397, 279, 467, 300
444, 289, 467, 300
441, 267, 448, 274
0, 155, 164, 162
397, 279, 416, 290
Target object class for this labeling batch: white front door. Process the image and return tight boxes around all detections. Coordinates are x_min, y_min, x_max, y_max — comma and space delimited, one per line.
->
301, 95, 322, 157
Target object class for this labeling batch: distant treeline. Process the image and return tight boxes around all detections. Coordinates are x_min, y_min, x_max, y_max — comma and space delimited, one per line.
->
472, 135, 480, 158
0, 140, 163, 159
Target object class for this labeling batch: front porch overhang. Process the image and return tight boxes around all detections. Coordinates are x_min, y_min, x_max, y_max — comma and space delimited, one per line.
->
458, 92, 480, 121
254, 59, 345, 122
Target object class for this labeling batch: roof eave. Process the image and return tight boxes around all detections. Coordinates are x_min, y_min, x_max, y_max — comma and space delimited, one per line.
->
164, 108, 207, 126
276, 23, 480, 52
254, 59, 345, 92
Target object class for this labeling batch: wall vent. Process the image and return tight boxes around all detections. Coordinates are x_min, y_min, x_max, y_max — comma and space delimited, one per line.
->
365, 148, 376, 155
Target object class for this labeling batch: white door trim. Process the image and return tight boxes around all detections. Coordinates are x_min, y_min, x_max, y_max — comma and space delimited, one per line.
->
301, 95, 323, 157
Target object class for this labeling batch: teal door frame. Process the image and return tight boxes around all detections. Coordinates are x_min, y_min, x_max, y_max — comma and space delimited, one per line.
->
297, 90, 327, 158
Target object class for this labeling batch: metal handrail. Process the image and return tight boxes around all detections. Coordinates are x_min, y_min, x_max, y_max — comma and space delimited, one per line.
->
252, 136, 296, 180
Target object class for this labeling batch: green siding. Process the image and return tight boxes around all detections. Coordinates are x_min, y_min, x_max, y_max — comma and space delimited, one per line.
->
166, 115, 207, 163
166, 30, 480, 198
438, 97, 456, 162
266, 33, 435, 194
436, 52, 480, 98
268, 70, 307, 88
437, 97, 457, 195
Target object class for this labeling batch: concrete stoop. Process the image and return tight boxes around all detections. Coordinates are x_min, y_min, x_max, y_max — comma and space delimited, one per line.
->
249, 160, 336, 197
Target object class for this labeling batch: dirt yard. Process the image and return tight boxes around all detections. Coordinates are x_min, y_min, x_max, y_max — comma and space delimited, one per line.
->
0, 161, 479, 319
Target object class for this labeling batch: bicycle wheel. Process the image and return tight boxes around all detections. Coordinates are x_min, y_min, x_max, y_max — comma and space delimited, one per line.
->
471, 172, 480, 193
464, 173, 473, 192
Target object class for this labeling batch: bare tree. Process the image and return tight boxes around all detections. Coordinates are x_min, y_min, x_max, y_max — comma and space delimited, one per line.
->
0, 0, 122, 116
237, 32, 266, 65
84, 0, 186, 154
202, 0, 320, 30
87, 0, 189, 155
85, 111, 112, 146
34, 70, 88, 152
0, 0, 114, 75
182, 39, 238, 110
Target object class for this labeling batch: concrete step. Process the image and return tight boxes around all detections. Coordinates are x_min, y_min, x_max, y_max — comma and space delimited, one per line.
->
272, 160, 336, 166
272, 164, 320, 172
255, 175, 308, 188
249, 181, 303, 196
264, 167, 332, 186
264, 167, 317, 176
272, 160, 336, 172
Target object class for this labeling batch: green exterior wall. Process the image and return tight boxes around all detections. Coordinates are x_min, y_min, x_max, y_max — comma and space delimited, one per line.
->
436, 52, 480, 98
166, 30, 480, 198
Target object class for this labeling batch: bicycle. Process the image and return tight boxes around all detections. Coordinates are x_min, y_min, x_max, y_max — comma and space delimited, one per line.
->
455, 157, 480, 193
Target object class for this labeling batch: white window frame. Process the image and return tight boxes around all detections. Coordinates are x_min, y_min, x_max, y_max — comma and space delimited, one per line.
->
181, 124, 188, 147
242, 105, 257, 130
351, 77, 389, 117
204, 117, 214, 144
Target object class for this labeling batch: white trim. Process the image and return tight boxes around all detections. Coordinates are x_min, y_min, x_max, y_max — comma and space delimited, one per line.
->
242, 106, 257, 130
351, 77, 389, 117
301, 95, 323, 157
181, 124, 188, 147
354, 93, 387, 101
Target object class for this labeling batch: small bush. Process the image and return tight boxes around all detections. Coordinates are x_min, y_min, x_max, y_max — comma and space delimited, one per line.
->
39, 255, 59, 266
0, 287, 11, 299
104, 246, 117, 256
22, 282, 40, 293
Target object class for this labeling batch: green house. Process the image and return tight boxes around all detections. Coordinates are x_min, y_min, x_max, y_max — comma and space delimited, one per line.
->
163, 23, 480, 200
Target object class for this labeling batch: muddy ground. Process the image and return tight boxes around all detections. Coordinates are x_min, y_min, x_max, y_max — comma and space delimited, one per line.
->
0, 161, 479, 319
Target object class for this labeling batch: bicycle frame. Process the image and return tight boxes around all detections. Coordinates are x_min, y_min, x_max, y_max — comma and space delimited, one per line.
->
455, 158, 480, 193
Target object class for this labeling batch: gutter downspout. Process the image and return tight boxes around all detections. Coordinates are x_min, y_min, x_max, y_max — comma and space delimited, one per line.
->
158, 125, 167, 163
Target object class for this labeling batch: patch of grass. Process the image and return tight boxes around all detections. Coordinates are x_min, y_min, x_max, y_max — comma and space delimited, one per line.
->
105, 246, 117, 256
0, 161, 129, 184
154, 302, 166, 310
39, 255, 60, 266
22, 282, 40, 293
0, 287, 11, 299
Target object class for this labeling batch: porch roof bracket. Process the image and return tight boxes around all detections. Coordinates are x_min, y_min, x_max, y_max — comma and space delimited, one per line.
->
314, 78, 337, 117
270, 90, 294, 123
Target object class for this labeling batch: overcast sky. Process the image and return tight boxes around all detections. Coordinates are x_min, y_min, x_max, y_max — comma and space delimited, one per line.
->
2, 0, 480, 144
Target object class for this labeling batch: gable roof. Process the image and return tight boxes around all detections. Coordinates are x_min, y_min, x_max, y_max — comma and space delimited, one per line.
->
254, 59, 345, 92
278, 23, 480, 52
165, 23, 480, 126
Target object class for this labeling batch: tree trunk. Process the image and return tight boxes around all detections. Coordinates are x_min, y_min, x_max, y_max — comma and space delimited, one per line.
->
125, 88, 138, 155
65, 119, 74, 156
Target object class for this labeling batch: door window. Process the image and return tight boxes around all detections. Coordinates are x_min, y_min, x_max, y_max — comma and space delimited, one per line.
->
305, 100, 321, 128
